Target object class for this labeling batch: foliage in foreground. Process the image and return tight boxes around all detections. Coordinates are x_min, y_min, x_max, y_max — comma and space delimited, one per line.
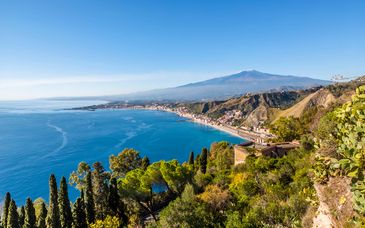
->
314, 86, 365, 223
1, 130, 317, 227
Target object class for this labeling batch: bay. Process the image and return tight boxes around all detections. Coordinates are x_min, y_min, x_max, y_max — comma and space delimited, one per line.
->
0, 100, 243, 203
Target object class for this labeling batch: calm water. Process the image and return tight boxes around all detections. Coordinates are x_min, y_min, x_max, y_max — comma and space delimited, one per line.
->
0, 100, 243, 204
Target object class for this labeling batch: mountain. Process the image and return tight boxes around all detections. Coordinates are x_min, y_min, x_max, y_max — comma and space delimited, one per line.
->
181, 76, 365, 128
106, 70, 331, 102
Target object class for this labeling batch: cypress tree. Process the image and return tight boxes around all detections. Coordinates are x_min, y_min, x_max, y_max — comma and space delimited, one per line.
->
188, 151, 194, 165
72, 198, 87, 228
24, 198, 36, 228
84, 172, 95, 224
92, 162, 109, 220
195, 154, 201, 169
108, 178, 119, 216
58, 177, 72, 228
2, 192, 11, 227
18, 206, 25, 228
37, 202, 47, 228
46, 174, 61, 228
80, 189, 85, 204
141, 156, 150, 170
200, 148, 208, 174
6, 200, 19, 228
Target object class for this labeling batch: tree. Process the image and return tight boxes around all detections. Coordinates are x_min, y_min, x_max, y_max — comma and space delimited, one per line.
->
200, 148, 208, 174
69, 162, 91, 191
159, 160, 192, 194
7, 200, 19, 228
188, 151, 194, 165
158, 184, 213, 227
198, 185, 230, 212
108, 178, 124, 218
84, 172, 95, 224
72, 198, 87, 228
141, 156, 150, 170
2, 192, 11, 228
92, 162, 110, 220
270, 117, 304, 142
195, 154, 201, 172
89, 216, 121, 228
18, 206, 25, 228
24, 198, 36, 228
209, 142, 234, 172
119, 168, 156, 221
109, 148, 142, 178
37, 202, 47, 228
46, 174, 61, 228
58, 177, 72, 228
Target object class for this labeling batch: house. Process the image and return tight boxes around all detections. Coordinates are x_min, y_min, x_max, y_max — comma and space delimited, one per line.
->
234, 141, 300, 165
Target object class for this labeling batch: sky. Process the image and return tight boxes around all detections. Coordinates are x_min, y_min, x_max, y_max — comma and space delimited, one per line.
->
0, 0, 364, 100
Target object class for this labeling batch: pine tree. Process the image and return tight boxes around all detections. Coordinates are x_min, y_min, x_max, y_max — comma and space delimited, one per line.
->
58, 177, 72, 228
84, 172, 95, 224
141, 156, 150, 170
2, 192, 11, 227
37, 202, 47, 228
189, 151, 194, 165
72, 198, 87, 228
6, 200, 19, 228
24, 198, 36, 228
200, 148, 208, 174
18, 206, 25, 227
46, 174, 61, 228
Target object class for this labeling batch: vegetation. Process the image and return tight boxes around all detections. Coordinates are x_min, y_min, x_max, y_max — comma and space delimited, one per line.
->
314, 85, 365, 224
24, 198, 36, 228
269, 116, 305, 142
3, 85, 365, 227
0, 132, 316, 228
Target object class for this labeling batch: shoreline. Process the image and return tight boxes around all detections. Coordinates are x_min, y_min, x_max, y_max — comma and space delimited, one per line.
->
147, 108, 262, 142
171, 112, 247, 140
73, 105, 269, 143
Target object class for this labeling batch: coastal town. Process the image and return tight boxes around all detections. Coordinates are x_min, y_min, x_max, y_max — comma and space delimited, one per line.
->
136, 104, 275, 145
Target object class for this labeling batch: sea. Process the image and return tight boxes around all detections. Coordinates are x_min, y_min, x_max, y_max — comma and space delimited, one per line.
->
0, 100, 243, 204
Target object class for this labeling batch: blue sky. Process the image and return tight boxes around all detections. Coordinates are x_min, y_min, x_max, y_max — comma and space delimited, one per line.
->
0, 0, 364, 100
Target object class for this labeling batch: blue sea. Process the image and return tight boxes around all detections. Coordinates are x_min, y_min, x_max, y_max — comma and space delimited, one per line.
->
0, 100, 243, 204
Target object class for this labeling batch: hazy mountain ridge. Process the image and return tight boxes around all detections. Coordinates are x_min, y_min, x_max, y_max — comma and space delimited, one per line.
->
104, 70, 330, 102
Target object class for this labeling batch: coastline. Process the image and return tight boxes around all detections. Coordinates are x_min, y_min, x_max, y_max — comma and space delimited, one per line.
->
153, 108, 260, 142
172, 112, 247, 140
73, 104, 269, 143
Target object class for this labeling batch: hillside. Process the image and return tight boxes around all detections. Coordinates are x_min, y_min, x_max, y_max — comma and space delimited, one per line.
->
273, 88, 336, 122
181, 77, 365, 128
104, 70, 330, 102
182, 87, 320, 127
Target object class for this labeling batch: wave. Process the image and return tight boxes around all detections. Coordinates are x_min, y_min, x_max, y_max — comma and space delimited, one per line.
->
43, 122, 68, 158
114, 122, 152, 149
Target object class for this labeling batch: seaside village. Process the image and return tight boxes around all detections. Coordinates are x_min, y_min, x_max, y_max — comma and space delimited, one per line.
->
143, 104, 300, 165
